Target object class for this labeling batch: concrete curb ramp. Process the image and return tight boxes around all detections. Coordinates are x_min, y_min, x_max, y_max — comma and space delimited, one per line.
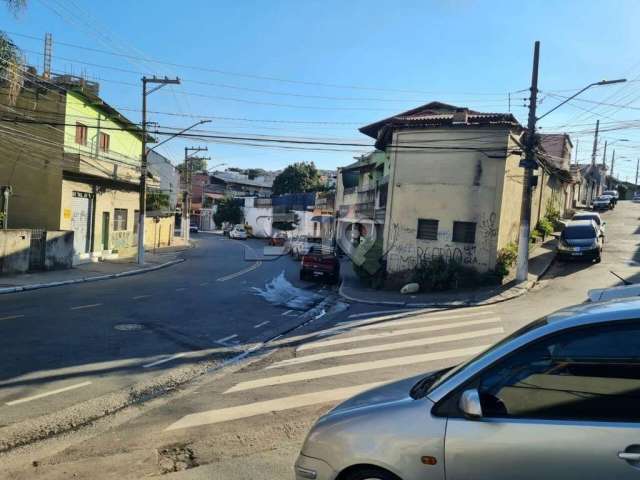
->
0, 258, 185, 295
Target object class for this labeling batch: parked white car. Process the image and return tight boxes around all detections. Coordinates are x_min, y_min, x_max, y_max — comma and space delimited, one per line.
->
229, 225, 248, 240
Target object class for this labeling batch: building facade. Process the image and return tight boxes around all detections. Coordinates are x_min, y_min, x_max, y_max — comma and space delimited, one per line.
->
352, 102, 572, 275
0, 78, 151, 263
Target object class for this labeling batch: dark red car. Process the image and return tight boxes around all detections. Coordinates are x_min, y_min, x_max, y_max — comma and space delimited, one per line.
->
300, 246, 340, 284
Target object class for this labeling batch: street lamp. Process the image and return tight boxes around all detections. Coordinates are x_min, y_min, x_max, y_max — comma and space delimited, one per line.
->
515, 41, 626, 283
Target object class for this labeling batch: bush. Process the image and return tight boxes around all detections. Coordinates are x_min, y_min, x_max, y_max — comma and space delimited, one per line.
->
536, 217, 554, 238
495, 242, 518, 277
414, 256, 479, 291
544, 200, 562, 229
353, 239, 385, 289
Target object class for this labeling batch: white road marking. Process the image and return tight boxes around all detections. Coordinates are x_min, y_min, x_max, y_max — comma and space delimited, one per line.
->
281, 310, 293, 316
270, 327, 503, 368
216, 261, 262, 282
175, 287, 187, 291
314, 310, 327, 320
355, 310, 497, 331
347, 308, 428, 319
0, 314, 24, 321
70, 303, 102, 310
253, 321, 270, 329
166, 381, 386, 430
132, 295, 152, 300
299, 317, 502, 351
142, 353, 186, 368
199, 282, 209, 286
6, 381, 92, 406
227, 345, 488, 393
217, 334, 238, 343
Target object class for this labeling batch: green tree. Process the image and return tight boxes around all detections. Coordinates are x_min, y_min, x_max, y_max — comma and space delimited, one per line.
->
1, 1, 27, 106
146, 191, 170, 211
213, 197, 243, 226
177, 157, 207, 175
272, 162, 323, 195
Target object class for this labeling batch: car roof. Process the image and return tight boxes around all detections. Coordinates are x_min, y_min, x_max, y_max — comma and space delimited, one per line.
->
546, 297, 640, 327
574, 212, 599, 217
565, 219, 597, 228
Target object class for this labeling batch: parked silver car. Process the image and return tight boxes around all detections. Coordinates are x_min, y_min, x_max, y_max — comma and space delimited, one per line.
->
296, 299, 640, 480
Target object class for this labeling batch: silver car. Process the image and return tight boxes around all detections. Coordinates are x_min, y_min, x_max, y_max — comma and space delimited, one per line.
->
296, 299, 640, 480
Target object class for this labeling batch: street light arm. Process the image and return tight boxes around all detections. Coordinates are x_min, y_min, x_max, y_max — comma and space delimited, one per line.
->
536, 78, 626, 121
148, 120, 212, 151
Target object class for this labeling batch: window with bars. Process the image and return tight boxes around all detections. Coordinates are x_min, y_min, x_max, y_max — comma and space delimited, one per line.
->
452, 221, 476, 243
114, 208, 128, 231
99, 132, 110, 152
75, 122, 88, 145
417, 219, 438, 240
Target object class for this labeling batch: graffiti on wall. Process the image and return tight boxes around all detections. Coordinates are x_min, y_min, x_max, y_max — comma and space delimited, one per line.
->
478, 212, 498, 252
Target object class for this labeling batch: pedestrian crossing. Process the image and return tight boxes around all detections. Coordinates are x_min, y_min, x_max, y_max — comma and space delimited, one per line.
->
165, 306, 505, 432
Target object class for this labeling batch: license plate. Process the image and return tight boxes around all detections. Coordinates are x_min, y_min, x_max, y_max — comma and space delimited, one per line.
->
571, 252, 583, 256
312, 271, 323, 276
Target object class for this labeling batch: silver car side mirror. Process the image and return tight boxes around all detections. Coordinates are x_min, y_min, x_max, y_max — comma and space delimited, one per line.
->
459, 389, 483, 419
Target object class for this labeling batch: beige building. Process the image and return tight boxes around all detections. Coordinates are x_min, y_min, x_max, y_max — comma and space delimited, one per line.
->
356, 102, 572, 275
0, 75, 157, 263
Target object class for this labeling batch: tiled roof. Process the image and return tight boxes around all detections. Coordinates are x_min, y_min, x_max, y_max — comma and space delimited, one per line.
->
359, 101, 521, 140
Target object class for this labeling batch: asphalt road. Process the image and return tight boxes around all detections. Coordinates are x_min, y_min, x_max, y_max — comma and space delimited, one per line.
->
3, 202, 640, 479
0, 234, 325, 428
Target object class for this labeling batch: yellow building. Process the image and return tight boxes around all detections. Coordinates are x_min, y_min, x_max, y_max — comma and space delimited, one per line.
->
0, 76, 156, 263
355, 102, 572, 274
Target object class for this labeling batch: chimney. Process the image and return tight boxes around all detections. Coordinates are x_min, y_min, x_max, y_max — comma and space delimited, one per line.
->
452, 108, 469, 124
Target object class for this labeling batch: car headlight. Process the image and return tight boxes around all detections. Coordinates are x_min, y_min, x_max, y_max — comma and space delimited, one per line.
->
558, 242, 570, 251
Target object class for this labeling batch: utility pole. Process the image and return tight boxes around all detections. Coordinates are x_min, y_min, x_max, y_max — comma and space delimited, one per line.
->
635, 158, 639, 186
610, 149, 616, 187
601, 140, 607, 169
183, 146, 208, 243
574, 139, 579, 165
138, 76, 180, 265
43, 32, 52, 80
591, 119, 600, 166
515, 41, 540, 283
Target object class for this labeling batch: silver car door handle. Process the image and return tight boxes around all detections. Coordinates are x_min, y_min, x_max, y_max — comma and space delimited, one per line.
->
618, 452, 640, 461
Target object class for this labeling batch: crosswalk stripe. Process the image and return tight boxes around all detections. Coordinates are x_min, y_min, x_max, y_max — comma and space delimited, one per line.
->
299, 317, 502, 351
226, 344, 488, 393
166, 381, 387, 431
269, 327, 503, 369
355, 310, 496, 331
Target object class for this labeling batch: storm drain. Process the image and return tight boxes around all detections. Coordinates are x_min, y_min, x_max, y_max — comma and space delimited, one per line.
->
113, 323, 145, 331
157, 443, 198, 474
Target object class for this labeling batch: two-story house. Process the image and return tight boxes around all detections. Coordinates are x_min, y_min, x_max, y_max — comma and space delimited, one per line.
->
0, 75, 152, 263
355, 101, 572, 275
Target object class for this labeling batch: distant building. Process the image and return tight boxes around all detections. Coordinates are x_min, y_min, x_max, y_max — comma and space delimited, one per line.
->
204, 171, 273, 201
147, 150, 180, 210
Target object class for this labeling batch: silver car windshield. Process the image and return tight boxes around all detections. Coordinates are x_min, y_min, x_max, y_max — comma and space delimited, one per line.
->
427, 317, 548, 394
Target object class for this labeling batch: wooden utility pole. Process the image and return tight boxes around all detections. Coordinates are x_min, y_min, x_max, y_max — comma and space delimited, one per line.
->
515, 41, 540, 283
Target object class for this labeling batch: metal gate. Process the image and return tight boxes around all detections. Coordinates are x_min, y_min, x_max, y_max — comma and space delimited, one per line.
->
71, 192, 93, 255
29, 228, 45, 270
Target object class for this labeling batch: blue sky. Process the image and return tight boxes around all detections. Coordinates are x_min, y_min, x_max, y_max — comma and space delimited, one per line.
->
3, 0, 640, 179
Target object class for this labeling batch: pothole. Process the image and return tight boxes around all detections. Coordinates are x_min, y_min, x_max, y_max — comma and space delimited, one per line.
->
157, 443, 198, 474
113, 323, 145, 331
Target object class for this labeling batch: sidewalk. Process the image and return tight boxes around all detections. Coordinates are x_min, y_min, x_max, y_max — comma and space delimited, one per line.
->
339, 238, 557, 308
0, 248, 187, 294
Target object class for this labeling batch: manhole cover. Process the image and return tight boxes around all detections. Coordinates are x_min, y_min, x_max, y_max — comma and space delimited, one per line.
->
114, 323, 144, 331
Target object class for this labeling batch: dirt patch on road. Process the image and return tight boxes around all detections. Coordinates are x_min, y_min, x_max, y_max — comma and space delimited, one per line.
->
157, 443, 198, 473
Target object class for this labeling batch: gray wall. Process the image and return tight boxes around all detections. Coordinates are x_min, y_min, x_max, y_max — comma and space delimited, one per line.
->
147, 150, 180, 209
44, 230, 74, 270
0, 229, 31, 274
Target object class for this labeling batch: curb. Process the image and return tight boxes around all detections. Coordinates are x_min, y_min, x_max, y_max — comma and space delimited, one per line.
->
0, 258, 185, 295
338, 254, 555, 309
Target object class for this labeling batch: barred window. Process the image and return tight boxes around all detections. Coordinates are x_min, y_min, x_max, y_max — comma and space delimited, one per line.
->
114, 208, 128, 231
452, 221, 476, 243
417, 219, 438, 240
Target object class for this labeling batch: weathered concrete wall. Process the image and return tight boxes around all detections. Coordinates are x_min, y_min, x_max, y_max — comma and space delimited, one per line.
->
243, 206, 273, 238
144, 216, 174, 249
44, 230, 74, 270
0, 229, 31, 274
383, 128, 509, 273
